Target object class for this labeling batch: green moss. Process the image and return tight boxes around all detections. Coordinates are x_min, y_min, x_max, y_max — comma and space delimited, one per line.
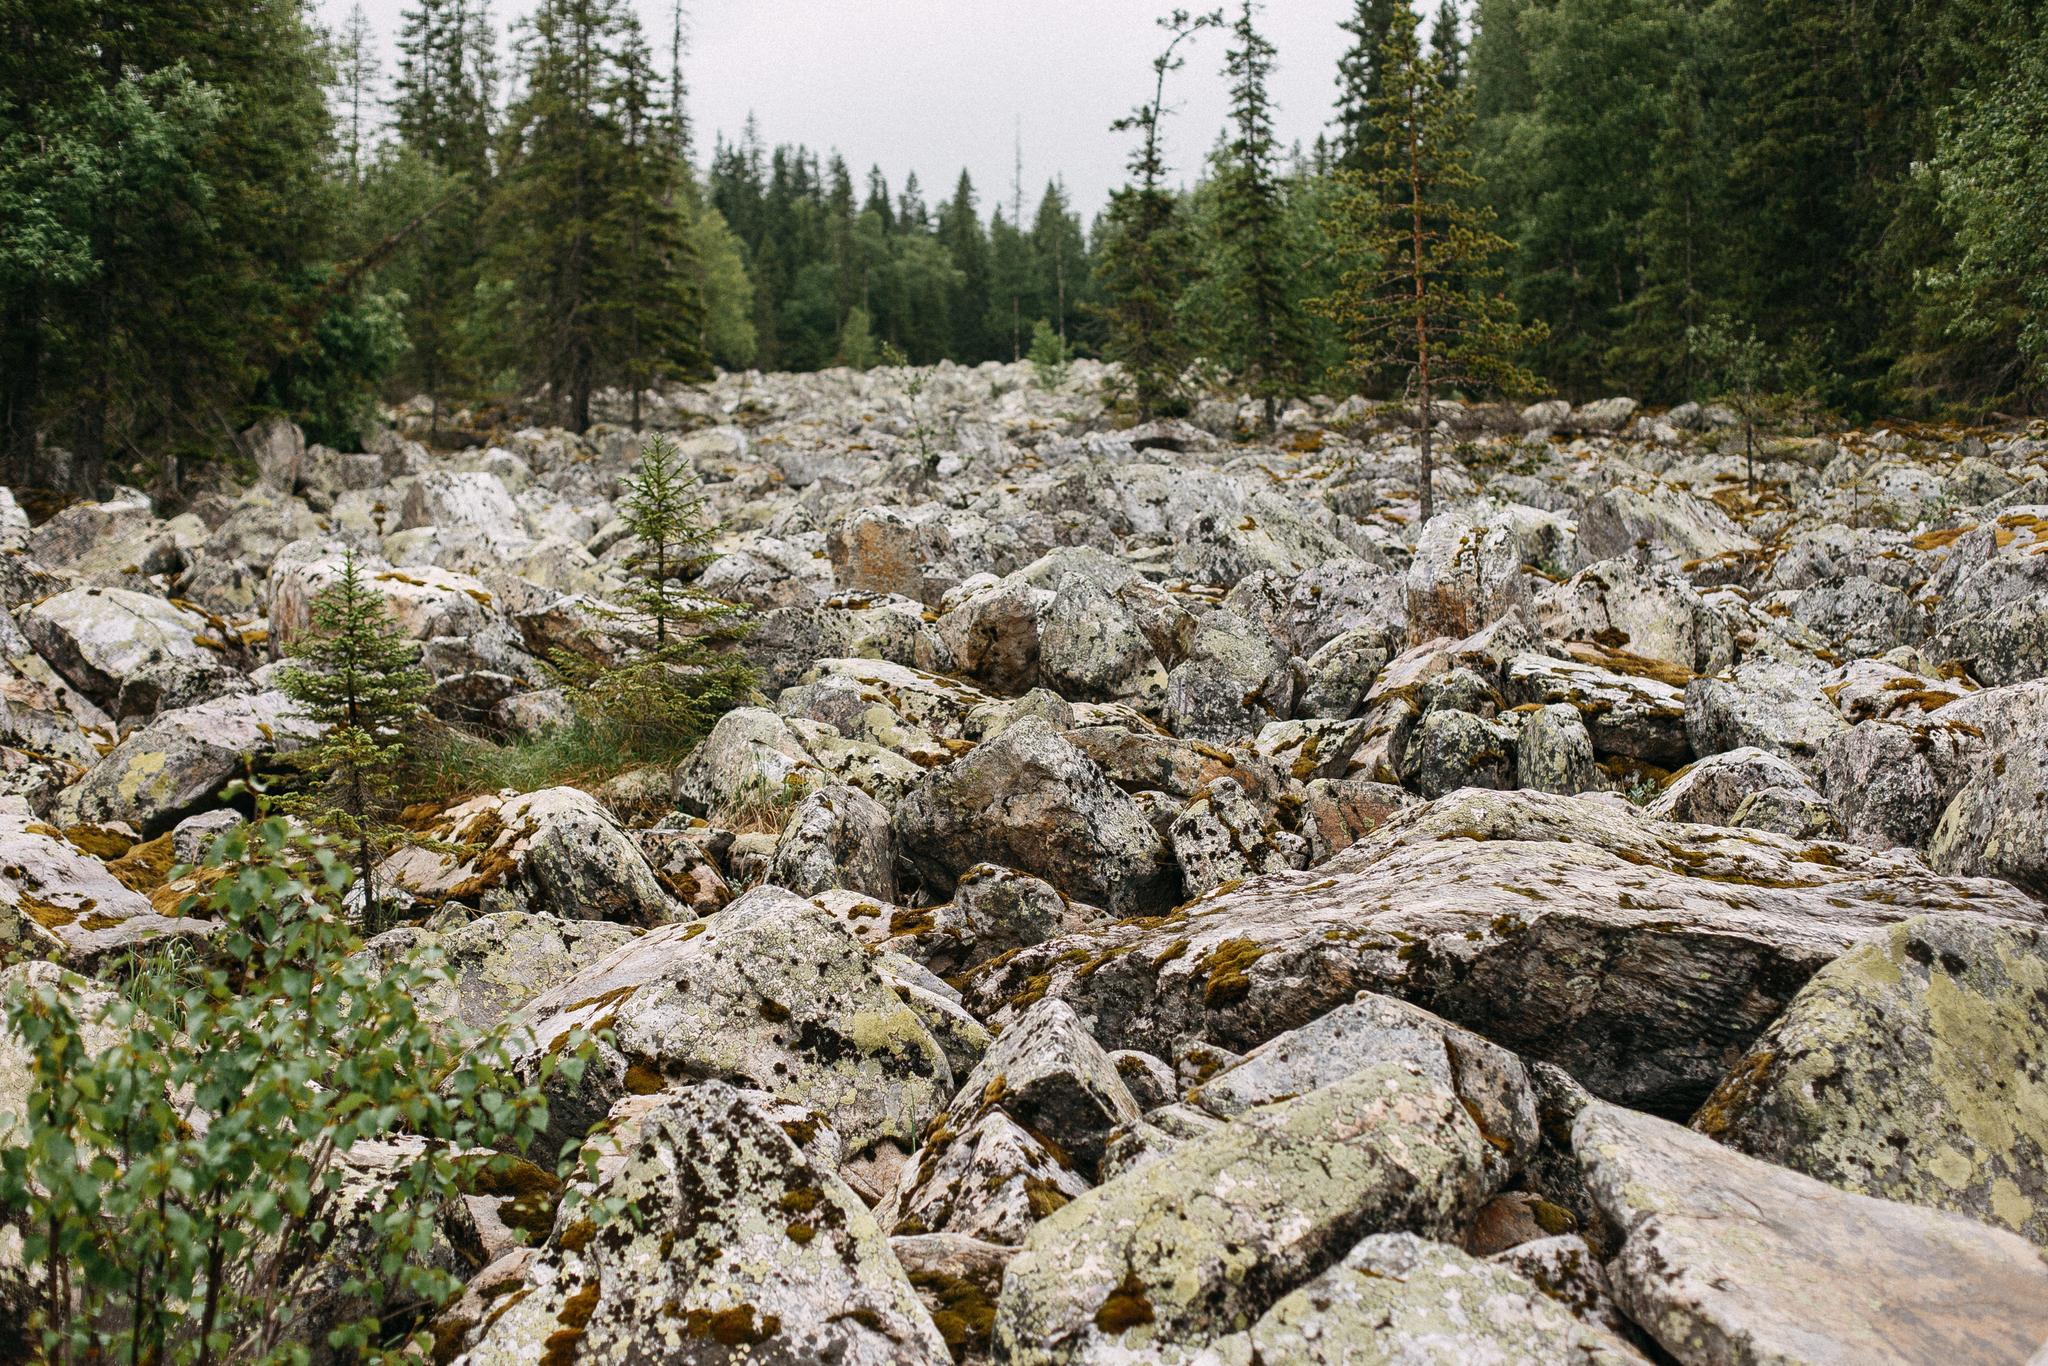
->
683, 1304, 780, 1346
1200, 937, 1267, 1008
1093, 1272, 1157, 1333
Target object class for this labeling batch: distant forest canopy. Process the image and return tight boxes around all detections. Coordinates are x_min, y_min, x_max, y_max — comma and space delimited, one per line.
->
2, 0, 2045, 497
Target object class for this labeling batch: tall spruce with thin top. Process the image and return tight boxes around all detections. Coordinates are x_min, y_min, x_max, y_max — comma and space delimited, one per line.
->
276, 549, 430, 935
1312, 5, 1545, 528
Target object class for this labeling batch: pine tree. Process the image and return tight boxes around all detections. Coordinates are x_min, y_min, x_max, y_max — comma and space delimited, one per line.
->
1429, 1, 1464, 88
1097, 8, 1223, 419
277, 549, 431, 935
561, 434, 753, 750
481, 0, 707, 431
1313, 5, 1546, 528
331, 3, 380, 188
1213, 1, 1312, 428
1334, 0, 1412, 176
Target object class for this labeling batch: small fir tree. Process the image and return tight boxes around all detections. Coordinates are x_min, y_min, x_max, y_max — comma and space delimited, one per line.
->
1686, 316, 1830, 494
1095, 8, 1223, 420
276, 550, 431, 935
559, 433, 753, 749
1311, 5, 1546, 528
1029, 318, 1076, 389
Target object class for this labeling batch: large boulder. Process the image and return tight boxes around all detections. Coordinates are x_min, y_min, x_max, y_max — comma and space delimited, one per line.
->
672, 706, 828, 817
62, 692, 321, 837
1571, 480, 1757, 573
399, 470, 528, 544
1695, 915, 2048, 1249
1246, 1233, 1634, 1366
446, 1083, 950, 1366
1925, 677, 2048, 896
1577, 1099, 2048, 1366
505, 887, 951, 1157
362, 911, 638, 1033
1684, 658, 1849, 777
1644, 746, 1821, 826
990, 1063, 1495, 1365
376, 787, 686, 925
0, 805, 209, 968
267, 542, 499, 655
1926, 507, 2048, 685
893, 716, 1178, 914
1404, 509, 1534, 644
764, 783, 897, 900
20, 588, 216, 708
1165, 617, 1295, 742
960, 788, 2043, 1118
1535, 558, 1734, 674
1505, 649, 1692, 767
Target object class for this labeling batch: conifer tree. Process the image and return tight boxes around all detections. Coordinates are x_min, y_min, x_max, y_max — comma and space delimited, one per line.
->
277, 549, 431, 934
1334, 0, 1412, 176
560, 434, 753, 750
1429, 1, 1464, 88
1313, 6, 1545, 528
1097, 8, 1223, 420
1213, 1, 1312, 428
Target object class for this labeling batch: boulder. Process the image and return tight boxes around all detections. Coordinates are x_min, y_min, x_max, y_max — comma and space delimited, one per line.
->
1165, 618, 1294, 742
0, 806, 210, 969
62, 691, 320, 837
1925, 678, 2048, 896
1404, 509, 1534, 645
1297, 778, 1419, 863
764, 783, 897, 900
1168, 490, 1355, 584
1403, 706, 1516, 797
940, 998, 1142, 1178
1535, 558, 1734, 674
1246, 1233, 1632, 1366
1170, 777, 1309, 896
202, 490, 327, 574
1926, 508, 2048, 685
376, 787, 685, 925
505, 887, 950, 1157
1684, 658, 1849, 777
934, 574, 1052, 694
876, 1109, 1093, 1245
1695, 915, 2048, 1248
1643, 746, 1820, 826
960, 788, 2044, 1118
1571, 481, 1757, 573
399, 470, 528, 544
989, 1063, 1494, 1365
363, 911, 638, 1033
672, 706, 827, 818
1577, 1099, 2048, 1366
1037, 571, 1166, 706
1517, 702, 1605, 794
893, 716, 1178, 914
1505, 649, 1692, 767
267, 543, 498, 654
20, 588, 215, 708
446, 1083, 950, 1366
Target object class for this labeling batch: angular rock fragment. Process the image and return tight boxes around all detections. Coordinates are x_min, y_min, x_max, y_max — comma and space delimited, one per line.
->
1170, 777, 1308, 896
1517, 701, 1604, 794
62, 691, 320, 836
765, 782, 896, 900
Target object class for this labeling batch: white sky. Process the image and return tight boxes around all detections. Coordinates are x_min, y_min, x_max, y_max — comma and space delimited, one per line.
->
314, 0, 1418, 224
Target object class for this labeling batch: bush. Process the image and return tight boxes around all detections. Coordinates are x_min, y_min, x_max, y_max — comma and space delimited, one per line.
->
0, 817, 595, 1366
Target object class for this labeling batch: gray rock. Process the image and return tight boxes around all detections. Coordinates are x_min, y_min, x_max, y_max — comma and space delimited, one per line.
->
1695, 915, 2048, 1249
1572, 481, 1757, 573
1170, 777, 1309, 896
379, 786, 685, 926
893, 716, 1178, 914
1644, 745, 1819, 826
1926, 678, 2048, 896
960, 788, 2044, 1118
1505, 650, 1692, 767
1517, 702, 1604, 794
1166, 619, 1294, 742
765, 783, 896, 900
990, 1063, 1494, 1365
0, 809, 210, 969
1577, 1098, 2048, 1366
507, 887, 951, 1158
447, 1082, 950, 1366
1297, 777, 1419, 863
1926, 507, 2048, 685
1404, 707, 1516, 797
64, 691, 321, 837
399, 470, 527, 544
1169, 491, 1355, 585
367, 911, 639, 1034
1108, 1050, 1177, 1112
1039, 571, 1166, 707
944, 998, 1142, 1178
1405, 509, 1534, 644
169, 808, 242, 865
1729, 784, 1843, 838
20, 588, 216, 708
1191, 991, 1538, 1178
1247, 1233, 1632, 1366
1685, 658, 1849, 777
672, 705, 827, 818
876, 1109, 1093, 1245
1536, 558, 1734, 674
1296, 627, 1393, 719
1791, 574, 1930, 657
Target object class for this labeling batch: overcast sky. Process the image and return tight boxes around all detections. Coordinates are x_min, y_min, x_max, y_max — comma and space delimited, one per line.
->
315, 0, 1413, 224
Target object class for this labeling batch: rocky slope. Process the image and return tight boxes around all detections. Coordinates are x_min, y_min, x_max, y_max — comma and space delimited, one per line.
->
3, 359, 2048, 1363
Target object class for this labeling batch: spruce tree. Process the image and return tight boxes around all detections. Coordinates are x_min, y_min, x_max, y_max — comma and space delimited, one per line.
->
1334, 0, 1412, 177
277, 549, 431, 935
561, 434, 753, 750
1213, 1, 1312, 429
1097, 8, 1223, 420
1312, 5, 1546, 528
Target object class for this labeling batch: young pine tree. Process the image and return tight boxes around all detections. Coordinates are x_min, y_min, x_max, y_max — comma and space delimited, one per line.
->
1096, 8, 1223, 420
277, 550, 431, 934
562, 434, 753, 750
1312, 6, 1546, 528
1213, 0, 1313, 429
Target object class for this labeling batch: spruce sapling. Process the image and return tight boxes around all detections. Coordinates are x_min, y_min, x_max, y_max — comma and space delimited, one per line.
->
275, 548, 430, 934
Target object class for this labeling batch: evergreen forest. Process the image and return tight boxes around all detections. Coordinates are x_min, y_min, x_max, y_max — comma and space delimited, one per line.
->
3, 0, 2045, 497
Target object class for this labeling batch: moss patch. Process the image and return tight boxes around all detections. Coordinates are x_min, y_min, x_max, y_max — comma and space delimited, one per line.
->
1093, 1272, 1156, 1334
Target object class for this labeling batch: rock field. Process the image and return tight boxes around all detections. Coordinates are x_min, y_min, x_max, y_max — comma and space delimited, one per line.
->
3, 358, 2048, 1363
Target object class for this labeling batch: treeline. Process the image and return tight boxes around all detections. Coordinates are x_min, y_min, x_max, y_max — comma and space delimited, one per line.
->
3, 0, 2045, 500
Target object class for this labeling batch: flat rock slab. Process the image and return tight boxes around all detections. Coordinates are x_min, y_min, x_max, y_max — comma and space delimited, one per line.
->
1696, 915, 2048, 1248
1578, 1099, 2048, 1366
961, 789, 2043, 1118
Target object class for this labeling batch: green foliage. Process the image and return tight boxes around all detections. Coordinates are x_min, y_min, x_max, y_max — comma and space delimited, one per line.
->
1334, 0, 1412, 177
275, 549, 431, 933
1686, 315, 1833, 491
689, 198, 758, 370
1029, 319, 1076, 389
557, 433, 753, 751
1097, 9, 1225, 420
836, 305, 881, 370
1312, 5, 1546, 525
477, 0, 707, 432
1920, 34, 2048, 407
0, 818, 592, 1366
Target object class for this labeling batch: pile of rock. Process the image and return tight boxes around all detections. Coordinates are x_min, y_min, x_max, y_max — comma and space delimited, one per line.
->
5, 364, 2048, 1363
